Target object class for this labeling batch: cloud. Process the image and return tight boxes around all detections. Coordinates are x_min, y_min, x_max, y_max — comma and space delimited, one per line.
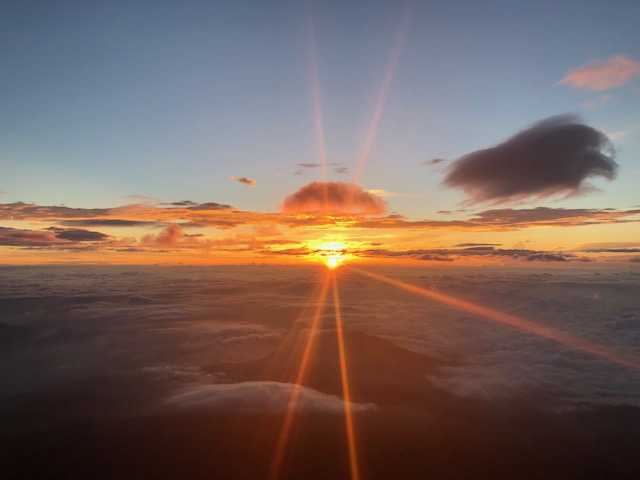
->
165, 381, 374, 413
334, 166, 349, 174
423, 158, 446, 166
50, 228, 110, 242
358, 246, 579, 263
442, 115, 617, 204
559, 55, 640, 91
141, 224, 184, 248
281, 181, 387, 215
297, 163, 322, 168
230, 176, 256, 187
0, 227, 65, 246
59, 219, 161, 227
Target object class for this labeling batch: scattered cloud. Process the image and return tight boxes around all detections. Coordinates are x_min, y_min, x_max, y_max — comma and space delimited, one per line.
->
0, 227, 66, 247
281, 181, 387, 215
334, 166, 349, 174
559, 55, 640, 91
59, 219, 161, 228
358, 246, 579, 263
230, 176, 256, 187
49, 227, 110, 242
165, 381, 374, 413
297, 163, 322, 168
423, 158, 446, 166
443, 115, 617, 204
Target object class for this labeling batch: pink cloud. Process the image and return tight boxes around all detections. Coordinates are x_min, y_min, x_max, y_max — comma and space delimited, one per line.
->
559, 55, 640, 91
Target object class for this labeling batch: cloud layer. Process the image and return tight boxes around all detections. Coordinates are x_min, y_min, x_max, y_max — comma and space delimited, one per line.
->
443, 115, 617, 204
281, 181, 387, 215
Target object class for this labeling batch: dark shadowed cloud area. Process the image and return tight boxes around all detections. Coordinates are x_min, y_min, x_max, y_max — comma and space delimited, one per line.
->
443, 115, 618, 204
1, 265, 639, 479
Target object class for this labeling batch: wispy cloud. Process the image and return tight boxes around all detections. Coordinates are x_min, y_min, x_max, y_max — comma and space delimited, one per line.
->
559, 55, 640, 91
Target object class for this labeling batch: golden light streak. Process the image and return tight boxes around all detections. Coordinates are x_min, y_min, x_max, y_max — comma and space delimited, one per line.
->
331, 272, 360, 480
354, 8, 412, 184
268, 272, 331, 480
355, 267, 640, 371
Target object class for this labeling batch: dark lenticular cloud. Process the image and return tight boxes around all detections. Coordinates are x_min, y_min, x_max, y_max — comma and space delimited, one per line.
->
281, 181, 387, 215
443, 114, 618, 204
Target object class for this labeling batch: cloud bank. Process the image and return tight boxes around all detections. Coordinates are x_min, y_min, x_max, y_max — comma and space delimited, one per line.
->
281, 181, 387, 215
443, 115, 617, 204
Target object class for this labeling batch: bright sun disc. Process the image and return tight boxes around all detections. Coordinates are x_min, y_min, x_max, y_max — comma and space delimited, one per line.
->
326, 258, 339, 269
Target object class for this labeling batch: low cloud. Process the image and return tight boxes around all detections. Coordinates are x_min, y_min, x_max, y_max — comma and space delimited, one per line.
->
230, 176, 256, 187
443, 115, 617, 204
50, 228, 110, 242
0, 227, 65, 247
282, 182, 387, 215
559, 55, 640, 91
141, 224, 184, 248
165, 381, 374, 413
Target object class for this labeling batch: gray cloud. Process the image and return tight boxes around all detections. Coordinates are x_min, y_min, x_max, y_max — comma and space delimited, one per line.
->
443, 115, 618, 204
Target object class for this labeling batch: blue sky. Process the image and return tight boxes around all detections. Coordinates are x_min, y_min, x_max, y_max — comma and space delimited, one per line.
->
1, 0, 639, 265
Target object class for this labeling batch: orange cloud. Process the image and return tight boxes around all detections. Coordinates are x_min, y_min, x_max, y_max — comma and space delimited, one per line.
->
281, 182, 387, 215
559, 55, 640, 91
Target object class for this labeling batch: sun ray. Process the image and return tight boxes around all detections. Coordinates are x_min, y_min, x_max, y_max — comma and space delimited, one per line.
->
308, 8, 330, 211
354, 267, 640, 371
331, 271, 360, 480
354, 7, 412, 185
268, 271, 331, 480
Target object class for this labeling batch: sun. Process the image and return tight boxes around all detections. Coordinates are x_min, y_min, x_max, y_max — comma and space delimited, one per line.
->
326, 257, 339, 269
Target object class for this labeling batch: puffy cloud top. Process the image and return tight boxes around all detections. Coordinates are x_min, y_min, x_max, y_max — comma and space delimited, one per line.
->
282, 181, 387, 215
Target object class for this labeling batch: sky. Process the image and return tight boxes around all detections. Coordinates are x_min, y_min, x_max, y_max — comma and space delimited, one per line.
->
1, 0, 640, 265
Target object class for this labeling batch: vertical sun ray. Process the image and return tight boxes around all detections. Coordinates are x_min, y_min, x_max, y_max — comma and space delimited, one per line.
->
354, 267, 640, 371
268, 271, 331, 480
308, 7, 330, 211
354, 6, 412, 185
331, 271, 360, 480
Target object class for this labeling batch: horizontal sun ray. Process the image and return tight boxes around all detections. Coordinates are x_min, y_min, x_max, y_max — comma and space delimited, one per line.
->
331, 271, 360, 480
354, 267, 640, 371
268, 271, 331, 480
